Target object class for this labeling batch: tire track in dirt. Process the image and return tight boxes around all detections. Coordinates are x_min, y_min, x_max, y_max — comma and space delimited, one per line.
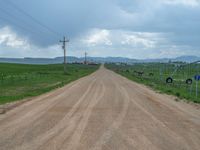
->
117, 130, 160, 150
61, 81, 105, 150
90, 80, 130, 150
39, 80, 101, 150
11, 79, 97, 150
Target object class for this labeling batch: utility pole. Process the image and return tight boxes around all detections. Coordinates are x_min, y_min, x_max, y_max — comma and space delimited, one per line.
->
60, 36, 69, 74
84, 52, 87, 64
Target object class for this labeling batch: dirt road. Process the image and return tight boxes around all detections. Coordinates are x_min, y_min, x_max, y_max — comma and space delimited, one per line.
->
0, 66, 200, 150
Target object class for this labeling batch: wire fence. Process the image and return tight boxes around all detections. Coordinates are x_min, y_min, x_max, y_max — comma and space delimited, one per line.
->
108, 63, 200, 101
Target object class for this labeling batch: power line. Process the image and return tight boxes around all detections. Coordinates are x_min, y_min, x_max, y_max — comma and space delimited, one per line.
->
2, 0, 61, 38
0, 15, 56, 43
0, 16, 41, 38
0, 6, 57, 41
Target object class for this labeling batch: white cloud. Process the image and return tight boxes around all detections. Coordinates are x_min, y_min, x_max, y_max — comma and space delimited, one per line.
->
0, 26, 30, 49
121, 33, 157, 48
163, 0, 200, 7
81, 29, 164, 49
83, 29, 112, 46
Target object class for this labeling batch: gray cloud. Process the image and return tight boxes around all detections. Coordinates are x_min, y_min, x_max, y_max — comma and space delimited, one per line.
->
0, 0, 199, 58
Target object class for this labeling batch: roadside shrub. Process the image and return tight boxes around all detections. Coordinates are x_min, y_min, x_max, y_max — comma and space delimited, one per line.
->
166, 89, 172, 93
175, 92, 180, 97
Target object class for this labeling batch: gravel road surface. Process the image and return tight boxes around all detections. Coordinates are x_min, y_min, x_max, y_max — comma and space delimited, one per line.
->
0, 66, 200, 150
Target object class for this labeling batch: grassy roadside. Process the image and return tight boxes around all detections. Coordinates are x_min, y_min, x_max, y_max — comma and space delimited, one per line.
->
0, 63, 99, 104
105, 63, 200, 103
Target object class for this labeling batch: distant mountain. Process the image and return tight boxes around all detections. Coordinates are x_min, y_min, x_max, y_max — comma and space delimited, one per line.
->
0, 57, 58, 64
173, 56, 200, 62
0, 55, 199, 64
0, 57, 80, 64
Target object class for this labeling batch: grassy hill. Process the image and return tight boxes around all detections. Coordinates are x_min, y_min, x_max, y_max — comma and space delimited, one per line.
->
0, 63, 99, 104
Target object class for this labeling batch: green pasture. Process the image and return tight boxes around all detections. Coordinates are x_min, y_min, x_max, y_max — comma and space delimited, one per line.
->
0, 63, 99, 104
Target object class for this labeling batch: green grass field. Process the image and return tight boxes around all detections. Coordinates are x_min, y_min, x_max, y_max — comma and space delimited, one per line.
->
0, 63, 99, 104
106, 63, 200, 103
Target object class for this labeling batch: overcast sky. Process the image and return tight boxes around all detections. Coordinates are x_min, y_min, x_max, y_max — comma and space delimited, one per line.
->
0, 0, 200, 59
